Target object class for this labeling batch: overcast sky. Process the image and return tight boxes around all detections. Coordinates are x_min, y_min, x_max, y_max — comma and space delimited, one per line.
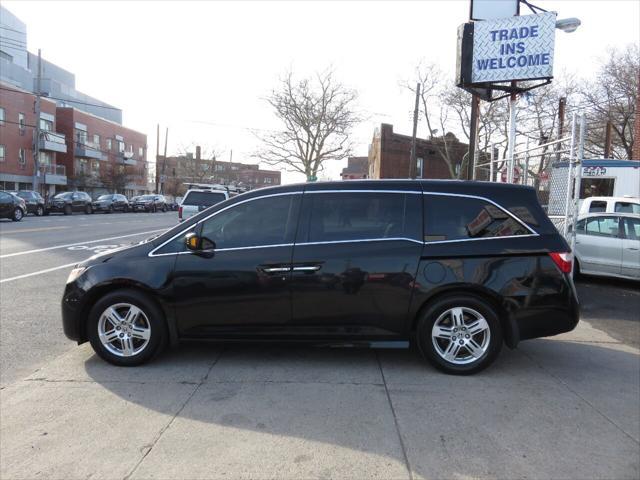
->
4, 0, 639, 183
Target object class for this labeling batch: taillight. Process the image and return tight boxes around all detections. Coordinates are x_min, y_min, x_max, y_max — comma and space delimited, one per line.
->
178, 206, 183, 219
549, 252, 572, 274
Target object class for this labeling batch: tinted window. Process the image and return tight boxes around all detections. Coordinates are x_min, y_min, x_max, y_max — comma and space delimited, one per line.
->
615, 202, 640, 214
54, 192, 72, 199
16, 192, 30, 199
424, 195, 529, 242
585, 217, 619, 237
183, 191, 227, 207
97, 195, 113, 201
623, 218, 640, 240
588, 201, 607, 213
200, 195, 298, 249
305, 192, 420, 243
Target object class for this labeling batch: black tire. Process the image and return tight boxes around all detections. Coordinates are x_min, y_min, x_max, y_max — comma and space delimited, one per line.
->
64, 204, 72, 215
85, 204, 93, 215
162, 205, 167, 213
108, 205, 114, 214
124, 205, 129, 213
87, 289, 167, 367
416, 294, 503, 375
36, 205, 44, 216
573, 258, 580, 280
12, 207, 24, 222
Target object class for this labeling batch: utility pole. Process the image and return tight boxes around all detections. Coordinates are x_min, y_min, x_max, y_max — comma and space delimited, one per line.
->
555, 97, 566, 162
155, 124, 160, 193
160, 127, 168, 193
506, 81, 518, 183
409, 83, 420, 179
604, 119, 613, 158
466, 95, 479, 180
32, 49, 42, 193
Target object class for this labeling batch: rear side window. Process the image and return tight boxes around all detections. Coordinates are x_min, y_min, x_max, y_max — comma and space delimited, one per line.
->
588, 201, 607, 213
623, 218, 640, 239
424, 195, 530, 242
183, 191, 227, 207
615, 202, 640, 214
585, 216, 620, 237
305, 192, 421, 243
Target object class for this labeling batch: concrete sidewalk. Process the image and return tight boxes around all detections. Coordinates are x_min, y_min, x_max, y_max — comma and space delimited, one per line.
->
1, 321, 639, 480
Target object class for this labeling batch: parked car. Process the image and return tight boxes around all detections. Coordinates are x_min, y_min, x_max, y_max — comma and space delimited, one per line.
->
47, 191, 93, 215
179, 188, 228, 221
9, 190, 46, 216
0, 190, 27, 221
92, 194, 130, 213
573, 212, 640, 281
62, 180, 579, 374
132, 194, 167, 213
579, 196, 640, 215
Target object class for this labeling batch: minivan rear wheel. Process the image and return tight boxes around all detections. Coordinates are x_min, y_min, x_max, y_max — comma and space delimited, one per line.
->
416, 295, 502, 375
88, 289, 167, 366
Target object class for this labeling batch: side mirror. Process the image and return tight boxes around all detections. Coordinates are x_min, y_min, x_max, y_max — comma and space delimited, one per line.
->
185, 232, 216, 252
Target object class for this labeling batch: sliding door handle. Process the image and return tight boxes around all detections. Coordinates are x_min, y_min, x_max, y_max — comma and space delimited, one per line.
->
292, 265, 322, 272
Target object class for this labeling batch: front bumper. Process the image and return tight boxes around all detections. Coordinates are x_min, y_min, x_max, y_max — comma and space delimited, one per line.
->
92, 204, 111, 211
47, 203, 68, 212
133, 203, 152, 211
61, 281, 84, 342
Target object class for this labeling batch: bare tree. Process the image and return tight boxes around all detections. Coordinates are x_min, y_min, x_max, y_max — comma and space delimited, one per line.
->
99, 164, 129, 193
579, 44, 638, 159
255, 69, 360, 180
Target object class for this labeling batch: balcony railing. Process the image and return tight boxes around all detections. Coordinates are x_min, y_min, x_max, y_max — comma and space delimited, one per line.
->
40, 163, 67, 186
39, 131, 68, 153
75, 140, 105, 160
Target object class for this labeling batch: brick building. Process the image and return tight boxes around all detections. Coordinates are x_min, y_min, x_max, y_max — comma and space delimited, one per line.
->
159, 148, 281, 196
0, 83, 68, 193
340, 156, 368, 179
55, 108, 149, 197
368, 123, 469, 180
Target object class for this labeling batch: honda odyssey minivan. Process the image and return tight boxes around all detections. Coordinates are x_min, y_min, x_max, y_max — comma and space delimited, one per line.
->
62, 180, 579, 374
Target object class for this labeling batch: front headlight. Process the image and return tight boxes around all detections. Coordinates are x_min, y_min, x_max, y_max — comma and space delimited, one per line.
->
66, 266, 87, 284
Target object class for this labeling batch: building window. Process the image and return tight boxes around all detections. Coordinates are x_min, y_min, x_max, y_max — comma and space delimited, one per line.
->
40, 119, 53, 131
0, 144, 5, 162
40, 151, 52, 167
76, 129, 87, 145
18, 113, 25, 132
106, 138, 112, 150
264, 177, 272, 184
18, 148, 26, 167
0, 107, 5, 126
138, 146, 143, 157
93, 134, 100, 146
92, 161, 100, 173
118, 141, 125, 153
416, 157, 424, 178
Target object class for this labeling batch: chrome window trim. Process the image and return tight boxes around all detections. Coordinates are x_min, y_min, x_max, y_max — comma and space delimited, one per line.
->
305, 189, 421, 195
147, 191, 302, 257
423, 233, 539, 245
422, 191, 539, 236
296, 237, 424, 247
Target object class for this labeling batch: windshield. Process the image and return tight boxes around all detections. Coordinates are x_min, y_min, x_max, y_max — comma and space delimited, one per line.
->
183, 191, 227, 207
140, 195, 156, 200
97, 195, 113, 201
54, 192, 72, 199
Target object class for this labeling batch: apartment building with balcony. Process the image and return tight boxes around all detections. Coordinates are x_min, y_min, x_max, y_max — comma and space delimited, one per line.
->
0, 82, 68, 194
55, 108, 149, 197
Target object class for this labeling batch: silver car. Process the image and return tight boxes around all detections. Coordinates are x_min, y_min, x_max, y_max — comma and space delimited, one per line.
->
574, 213, 640, 281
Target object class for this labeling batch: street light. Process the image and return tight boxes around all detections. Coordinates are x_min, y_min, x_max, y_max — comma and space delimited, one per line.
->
556, 17, 581, 33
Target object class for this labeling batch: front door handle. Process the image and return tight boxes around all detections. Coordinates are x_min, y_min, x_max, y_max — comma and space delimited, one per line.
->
292, 265, 322, 272
261, 266, 291, 274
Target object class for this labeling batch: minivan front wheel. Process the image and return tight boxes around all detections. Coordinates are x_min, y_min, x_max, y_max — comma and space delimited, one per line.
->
88, 289, 167, 366
416, 295, 502, 375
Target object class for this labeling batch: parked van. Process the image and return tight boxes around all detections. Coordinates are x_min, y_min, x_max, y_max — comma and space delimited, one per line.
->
179, 189, 229, 221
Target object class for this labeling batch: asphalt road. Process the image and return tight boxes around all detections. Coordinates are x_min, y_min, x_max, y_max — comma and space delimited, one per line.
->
0, 211, 638, 387
0, 211, 178, 387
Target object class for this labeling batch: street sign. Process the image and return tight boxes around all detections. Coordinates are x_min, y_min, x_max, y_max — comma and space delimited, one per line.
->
471, 12, 556, 84
501, 166, 520, 183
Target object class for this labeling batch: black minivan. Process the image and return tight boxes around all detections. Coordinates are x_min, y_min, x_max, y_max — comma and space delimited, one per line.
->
62, 180, 579, 374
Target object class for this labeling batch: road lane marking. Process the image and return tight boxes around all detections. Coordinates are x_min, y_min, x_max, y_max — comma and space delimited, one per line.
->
0, 262, 77, 284
0, 228, 167, 259
0, 226, 69, 235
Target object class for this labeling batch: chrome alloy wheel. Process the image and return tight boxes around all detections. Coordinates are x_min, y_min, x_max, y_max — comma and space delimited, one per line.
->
97, 303, 151, 357
431, 307, 491, 365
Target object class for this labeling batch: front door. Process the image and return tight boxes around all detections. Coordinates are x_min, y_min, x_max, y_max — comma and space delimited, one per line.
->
576, 215, 623, 276
290, 189, 423, 338
0, 192, 13, 217
171, 192, 301, 337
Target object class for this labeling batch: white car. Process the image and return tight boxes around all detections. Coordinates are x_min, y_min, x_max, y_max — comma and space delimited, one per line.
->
579, 196, 640, 215
574, 213, 640, 281
178, 189, 229, 221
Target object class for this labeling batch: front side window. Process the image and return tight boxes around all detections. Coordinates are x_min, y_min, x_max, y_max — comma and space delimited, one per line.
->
305, 192, 420, 243
200, 194, 298, 249
424, 195, 529, 242
585, 216, 620, 237
615, 202, 640, 214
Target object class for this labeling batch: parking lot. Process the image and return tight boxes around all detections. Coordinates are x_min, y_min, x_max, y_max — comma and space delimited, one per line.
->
1, 212, 639, 479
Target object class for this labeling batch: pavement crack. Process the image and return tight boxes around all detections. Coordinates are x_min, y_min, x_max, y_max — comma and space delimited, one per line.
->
122, 348, 225, 480
375, 350, 414, 480
520, 349, 640, 446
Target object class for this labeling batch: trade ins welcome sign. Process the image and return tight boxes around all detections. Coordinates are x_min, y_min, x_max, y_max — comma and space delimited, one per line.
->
471, 12, 556, 83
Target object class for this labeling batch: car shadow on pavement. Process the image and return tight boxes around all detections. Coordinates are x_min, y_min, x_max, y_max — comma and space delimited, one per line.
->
78, 339, 640, 480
